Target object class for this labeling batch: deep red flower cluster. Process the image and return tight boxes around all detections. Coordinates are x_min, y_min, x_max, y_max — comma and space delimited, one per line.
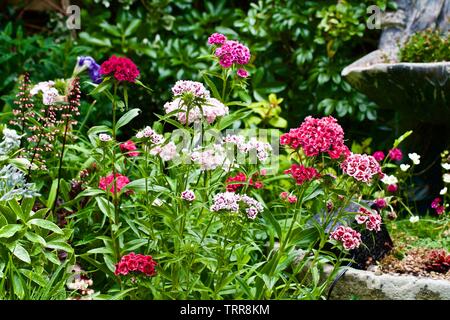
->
226, 172, 263, 192
100, 55, 140, 83
330, 226, 361, 250
99, 173, 130, 193
280, 116, 350, 159
120, 140, 139, 157
425, 249, 450, 273
114, 252, 157, 277
431, 197, 445, 215
284, 164, 320, 185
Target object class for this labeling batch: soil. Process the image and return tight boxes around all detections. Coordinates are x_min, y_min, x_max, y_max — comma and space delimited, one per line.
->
376, 247, 450, 281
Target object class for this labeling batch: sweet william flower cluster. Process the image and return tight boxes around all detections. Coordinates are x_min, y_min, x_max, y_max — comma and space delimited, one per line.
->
100, 55, 140, 83
208, 33, 251, 78
330, 226, 362, 250
280, 116, 350, 159
210, 192, 264, 219
114, 252, 157, 277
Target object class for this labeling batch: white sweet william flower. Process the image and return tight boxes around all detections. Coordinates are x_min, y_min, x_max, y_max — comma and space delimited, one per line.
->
381, 174, 398, 185
30, 81, 55, 96
443, 173, 450, 184
408, 153, 421, 165
400, 164, 410, 172
99, 133, 112, 142
442, 163, 450, 170
440, 187, 447, 195
42, 88, 59, 105
409, 215, 419, 224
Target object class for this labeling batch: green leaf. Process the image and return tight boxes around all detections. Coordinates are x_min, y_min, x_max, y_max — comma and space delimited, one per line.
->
268, 117, 288, 128
124, 19, 141, 37
24, 232, 46, 246
46, 179, 58, 210
0, 224, 22, 238
87, 247, 114, 255
46, 241, 73, 253
116, 108, 141, 130
0, 205, 15, 224
8, 199, 26, 222
19, 269, 47, 287
95, 197, 115, 223
21, 197, 35, 219
11, 243, 31, 263
28, 219, 63, 235
12, 274, 25, 299
202, 73, 221, 99
122, 178, 170, 193
393, 130, 413, 148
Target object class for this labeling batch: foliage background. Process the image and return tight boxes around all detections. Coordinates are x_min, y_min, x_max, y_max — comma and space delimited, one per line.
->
0, 0, 398, 146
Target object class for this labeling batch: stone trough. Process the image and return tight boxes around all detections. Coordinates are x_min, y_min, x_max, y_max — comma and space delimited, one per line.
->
324, 264, 450, 300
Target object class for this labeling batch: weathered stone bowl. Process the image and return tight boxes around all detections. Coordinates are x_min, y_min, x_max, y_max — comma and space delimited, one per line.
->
342, 54, 450, 124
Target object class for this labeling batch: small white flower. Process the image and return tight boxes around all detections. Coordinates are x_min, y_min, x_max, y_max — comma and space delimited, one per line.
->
440, 187, 448, 195
42, 88, 59, 105
400, 164, 410, 172
152, 198, 163, 207
442, 163, 450, 170
408, 153, 421, 165
98, 133, 112, 142
444, 173, 450, 184
409, 215, 419, 224
381, 174, 398, 185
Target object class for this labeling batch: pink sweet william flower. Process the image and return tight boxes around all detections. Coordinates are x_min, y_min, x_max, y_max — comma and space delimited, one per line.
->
120, 140, 139, 157
388, 148, 403, 161
387, 184, 398, 193
214, 40, 251, 68
341, 153, 382, 183
284, 164, 320, 185
114, 252, 157, 277
280, 191, 289, 200
372, 151, 385, 162
355, 207, 382, 232
374, 198, 387, 209
208, 33, 227, 45
330, 226, 361, 250
181, 189, 196, 202
431, 197, 445, 215
99, 173, 130, 194
280, 116, 350, 159
287, 195, 297, 204
100, 55, 140, 83
237, 68, 249, 78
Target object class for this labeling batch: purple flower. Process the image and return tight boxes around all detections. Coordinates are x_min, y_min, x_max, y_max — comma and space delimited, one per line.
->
237, 68, 249, 78
77, 56, 102, 84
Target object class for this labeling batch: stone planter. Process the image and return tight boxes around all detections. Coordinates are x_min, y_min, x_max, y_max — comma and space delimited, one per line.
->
324, 264, 450, 300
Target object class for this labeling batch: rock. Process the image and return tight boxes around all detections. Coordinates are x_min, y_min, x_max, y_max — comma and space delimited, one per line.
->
325, 265, 450, 300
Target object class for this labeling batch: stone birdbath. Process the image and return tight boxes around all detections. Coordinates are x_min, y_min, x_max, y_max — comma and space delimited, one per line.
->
342, 0, 450, 199
331, 0, 450, 299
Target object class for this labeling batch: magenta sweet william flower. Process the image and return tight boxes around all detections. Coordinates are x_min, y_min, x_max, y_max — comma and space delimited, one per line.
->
431, 197, 445, 215
114, 252, 157, 277
214, 40, 251, 68
388, 148, 403, 161
280, 116, 350, 159
99, 173, 130, 193
374, 198, 387, 209
100, 55, 140, 83
208, 33, 227, 45
237, 68, 249, 78
387, 184, 398, 193
120, 140, 139, 157
373, 151, 385, 162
